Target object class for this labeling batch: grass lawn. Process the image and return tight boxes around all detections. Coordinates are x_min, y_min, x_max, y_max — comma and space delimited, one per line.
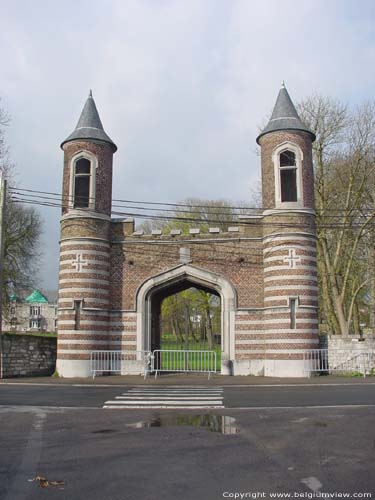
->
3, 331, 57, 339
159, 333, 221, 371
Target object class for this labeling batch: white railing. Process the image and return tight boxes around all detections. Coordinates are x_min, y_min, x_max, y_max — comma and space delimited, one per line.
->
303, 349, 375, 377
90, 350, 151, 379
151, 349, 217, 379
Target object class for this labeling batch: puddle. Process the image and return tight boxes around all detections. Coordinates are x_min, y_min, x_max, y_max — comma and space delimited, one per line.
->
126, 415, 239, 435
313, 421, 328, 427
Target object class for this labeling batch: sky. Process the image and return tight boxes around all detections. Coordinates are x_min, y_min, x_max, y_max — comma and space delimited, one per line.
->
1, 0, 375, 290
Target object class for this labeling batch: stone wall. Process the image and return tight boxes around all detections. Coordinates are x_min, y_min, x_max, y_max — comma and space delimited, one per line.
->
2, 334, 57, 377
320, 335, 375, 374
323, 334, 375, 351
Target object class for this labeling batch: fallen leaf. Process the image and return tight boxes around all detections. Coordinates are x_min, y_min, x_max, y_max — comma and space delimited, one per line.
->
30, 475, 65, 488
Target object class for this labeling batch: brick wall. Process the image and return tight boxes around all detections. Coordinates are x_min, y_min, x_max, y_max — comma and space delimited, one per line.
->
2, 334, 57, 377
109, 311, 137, 351
109, 229, 264, 311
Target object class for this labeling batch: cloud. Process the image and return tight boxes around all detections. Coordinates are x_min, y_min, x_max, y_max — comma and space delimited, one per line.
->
0, 0, 375, 288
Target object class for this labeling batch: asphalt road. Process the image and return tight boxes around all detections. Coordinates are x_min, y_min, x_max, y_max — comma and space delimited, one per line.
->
1, 405, 375, 500
1, 382, 375, 500
0, 382, 375, 408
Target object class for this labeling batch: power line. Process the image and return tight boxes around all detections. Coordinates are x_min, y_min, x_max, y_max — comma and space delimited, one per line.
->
11, 195, 375, 231
8, 195, 315, 227
10, 190, 259, 217
10, 188, 370, 220
9, 186, 262, 211
9, 185, 375, 215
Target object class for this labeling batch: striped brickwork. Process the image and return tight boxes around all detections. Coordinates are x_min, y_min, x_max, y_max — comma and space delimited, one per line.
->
261, 227, 319, 361
234, 310, 264, 360
57, 230, 111, 363
108, 311, 138, 351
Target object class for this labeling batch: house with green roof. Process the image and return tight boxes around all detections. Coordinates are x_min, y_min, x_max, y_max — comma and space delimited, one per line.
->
25, 290, 49, 304
4, 289, 57, 333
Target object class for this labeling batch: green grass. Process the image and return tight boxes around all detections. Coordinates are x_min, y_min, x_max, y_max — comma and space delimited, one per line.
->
159, 333, 222, 371
155, 351, 220, 372
3, 331, 57, 338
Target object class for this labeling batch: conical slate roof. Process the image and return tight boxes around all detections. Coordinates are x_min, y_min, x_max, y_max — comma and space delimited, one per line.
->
256, 84, 315, 144
61, 91, 117, 151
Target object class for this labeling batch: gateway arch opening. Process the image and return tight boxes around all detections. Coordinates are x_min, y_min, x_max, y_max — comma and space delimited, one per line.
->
149, 280, 222, 372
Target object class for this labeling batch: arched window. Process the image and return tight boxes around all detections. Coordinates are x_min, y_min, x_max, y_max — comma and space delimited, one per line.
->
279, 150, 297, 202
272, 143, 303, 207
73, 158, 91, 208
69, 153, 97, 210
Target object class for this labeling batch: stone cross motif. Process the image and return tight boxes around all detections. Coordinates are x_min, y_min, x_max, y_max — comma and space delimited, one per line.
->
283, 249, 301, 268
71, 253, 87, 272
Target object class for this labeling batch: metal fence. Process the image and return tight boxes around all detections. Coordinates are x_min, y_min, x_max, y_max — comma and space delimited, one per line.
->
303, 349, 375, 377
151, 349, 217, 379
91, 348, 375, 378
90, 349, 217, 378
90, 350, 151, 379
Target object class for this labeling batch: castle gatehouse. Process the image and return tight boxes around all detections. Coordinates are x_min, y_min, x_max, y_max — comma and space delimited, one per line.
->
56, 85, 318, 378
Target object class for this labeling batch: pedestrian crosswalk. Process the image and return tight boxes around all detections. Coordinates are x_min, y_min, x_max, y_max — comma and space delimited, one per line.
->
103, 386, 224, 409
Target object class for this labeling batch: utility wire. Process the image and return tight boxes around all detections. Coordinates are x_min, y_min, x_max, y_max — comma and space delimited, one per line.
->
10, 195, 375, 231
9, 185, 375, 214
10, 189, 370, 220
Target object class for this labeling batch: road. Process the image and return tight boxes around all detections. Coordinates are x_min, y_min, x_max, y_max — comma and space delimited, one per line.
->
0, 381, 375, 408
0, 382, 374, 500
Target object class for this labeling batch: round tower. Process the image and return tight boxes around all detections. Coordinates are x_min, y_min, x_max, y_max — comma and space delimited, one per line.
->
56, 92, 116, 377
257, 84, 319, 377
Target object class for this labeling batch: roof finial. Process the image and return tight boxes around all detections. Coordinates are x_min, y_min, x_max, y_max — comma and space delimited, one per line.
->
281, 80, 285, 88
89, 89, 93, 98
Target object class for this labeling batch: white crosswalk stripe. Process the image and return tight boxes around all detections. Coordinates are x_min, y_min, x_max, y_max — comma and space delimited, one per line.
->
103, 386, 224, 409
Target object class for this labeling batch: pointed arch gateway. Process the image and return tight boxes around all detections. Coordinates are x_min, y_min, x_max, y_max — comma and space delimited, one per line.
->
135, 264, 237, 374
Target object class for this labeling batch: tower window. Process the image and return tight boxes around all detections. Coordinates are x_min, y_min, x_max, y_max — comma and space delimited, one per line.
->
290, 298, 297, 329
73, 158, 91, 208
74, 300, 82, 330
280, 169, 297, 202
279, 150, 298, 202
280, 150, 296, 167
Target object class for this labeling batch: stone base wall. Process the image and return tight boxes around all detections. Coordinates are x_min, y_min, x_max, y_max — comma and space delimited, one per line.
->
323, 334, 375, 350
2, 334, 57, 378
232, 358, 312, 377
320, 335, 375, 374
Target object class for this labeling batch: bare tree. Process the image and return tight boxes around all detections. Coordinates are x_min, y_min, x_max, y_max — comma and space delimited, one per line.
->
298, 95, 375, 335
139, 197, 252, 234
0, 100, 43, 309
